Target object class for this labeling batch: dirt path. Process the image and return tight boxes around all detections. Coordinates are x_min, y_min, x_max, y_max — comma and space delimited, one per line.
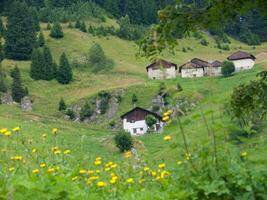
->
256, 52, 267, 63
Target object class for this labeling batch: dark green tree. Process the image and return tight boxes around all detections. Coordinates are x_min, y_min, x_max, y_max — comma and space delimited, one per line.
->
11, 66, 26, 103
29, 7, 40, 31
30, 48, 43, 80
50, 22, 64, 38
0, 64, 7, 93
145, 114, 157, 130
222, 61, 235, 77
58, 97, 66, 111
0, 40, 4, 62
87, 43, 113, 73
42, 46, 54, 80
47, 23, 51, 30
38, 32, 45, 47
4, 1, 37, 60
80, 21, 87, 32
0, 18, 5, 37
131, 93, 138, 106
56, 52, 72, 84
75, 20, 81, 29
80, 101, 93, 121
114, 131, 133, 152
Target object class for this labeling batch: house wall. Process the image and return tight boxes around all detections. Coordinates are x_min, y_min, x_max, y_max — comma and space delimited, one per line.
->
207, 67, 222, 76
123, 119, 163, 136
232, 59, 255, 71
148, 66, 176, 79
181, 68, 204, 78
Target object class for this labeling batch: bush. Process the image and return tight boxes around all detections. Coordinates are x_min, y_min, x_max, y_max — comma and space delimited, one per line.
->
50, 23, 64, 38
66, 109, 76, 120
98, 91, 111, 114
158, 82, 166, 95
145, 115, 157, 129
200, 39, 209, 46
80, 102, 94, 121
58, 98, 66, 111
114, 131, 133, 152
222, 61, 235, 77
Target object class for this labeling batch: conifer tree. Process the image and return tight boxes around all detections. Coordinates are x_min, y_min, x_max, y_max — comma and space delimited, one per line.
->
42, 46, 54, 80
52, 62, 58, 78
29, 7, 40, 32
30, 48, 43, 80
0, 18, 5, 37
58, 97, 66, 111
80, 22, 87, 32
75, 20, 81, 29
0, 64, 7, 93
4, 1, 37, 60
11, 66, 26, 103
132, 94, 138, 106
47, 23, 51, 30
38, 32, 45, 47
50, 22, 64, 38
0, 40, 4, 62
56, 53, 72, 84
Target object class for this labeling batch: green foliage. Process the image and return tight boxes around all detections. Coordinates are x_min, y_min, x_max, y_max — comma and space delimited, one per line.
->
80, 22, 87, 33
11, 66, 26, 103
87, 43, 114, 73
0, 64, 7, 93
38, 32, 45, 47
50, 22, 64, 38
158, 82, 166, 95
230, 71, 267, 128
58, 98, 66, 111
68, 22, 73, 28
221, 61, 235, 77
66, 109, 76, 120
0, 40, 4, 62
4, 1, 37, 60
46, 23, 52, 30
240, 31, 261, 46
29, 7, 40, 32
176, 83, 183, 92
145, 114, 157, 128
0, 18, 5, 37
98, 91, 111, 114
56, 53, 72, 84
114, 131, 133, 152
200, 38, 209, 46
80, 101, 94, 121
75, 20, 81, 29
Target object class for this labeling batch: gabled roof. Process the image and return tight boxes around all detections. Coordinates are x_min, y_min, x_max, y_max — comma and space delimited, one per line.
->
120, 107, 162, 120
146, 59, 177, 72
227, 51, 256, 61
191, 58, 209, 66
210, 60, 223, 67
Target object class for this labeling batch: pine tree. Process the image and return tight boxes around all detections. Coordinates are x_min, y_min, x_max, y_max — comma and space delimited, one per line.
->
11, 66, 26, 103
58, 97, 66, 111
0, 40, 4, 62
38, 32, 45, 47
42, 46, 54, 80
50, 22, 64, 38
0, 18, 5, 37
29, 7, 40, 31
132, 94, 138, 106
4, 1, 37, 60
47, 23, 51, 30
56, 53, 72, 84
0, 64, 7, 93
80, 22, 87, 32
30, 48, 43, 80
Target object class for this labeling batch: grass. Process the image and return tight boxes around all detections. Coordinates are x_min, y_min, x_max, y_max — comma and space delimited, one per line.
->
1, 19, 267, 167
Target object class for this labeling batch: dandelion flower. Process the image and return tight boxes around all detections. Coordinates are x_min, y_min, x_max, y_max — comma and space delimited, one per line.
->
177, 161, 183, 165
79, 169, 87, 175
163, 135, 172, 141
241, 151, 248, 157
32, 169, 40, 174
9, 167, 15, 172
53, 150, 61, 155
110, 164, 118, 169
124, 151, 132, 159
72, 176, 78, 181
162, 116, 170, 122
126, 178, 134, 184
3, 131, 11, 137
97, 181, 107, 187
47, 167, 55, 173
32, 148, 37, 153
64, 150, 71, 155
139, 179, 145, 184
12, 127, 20, 132
40, 163, 46, 168
87, 170, 94, 174
52, 128, 58, 135
94, 160, 102, 165
158, 163, 166, 169
0, 128, 8, 134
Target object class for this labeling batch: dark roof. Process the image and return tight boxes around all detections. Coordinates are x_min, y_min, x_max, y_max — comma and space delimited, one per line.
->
146, 59, 177, 71
210, 60, 223, 67
227, 51, 256, 61
191, 58, 209, 66
121, 107, 162, 120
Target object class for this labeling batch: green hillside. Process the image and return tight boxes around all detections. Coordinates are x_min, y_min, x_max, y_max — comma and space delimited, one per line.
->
0, 18, 267, 199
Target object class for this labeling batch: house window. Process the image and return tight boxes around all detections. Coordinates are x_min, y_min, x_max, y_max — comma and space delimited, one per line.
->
130, 120, 135, 123
140, 128, 143, 131
133, 128, 137, 134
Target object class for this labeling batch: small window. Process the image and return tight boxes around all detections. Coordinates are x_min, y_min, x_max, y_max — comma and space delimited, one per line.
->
130, 120, 135, 123
140, 128, 143, 131
133, 128, 137, 133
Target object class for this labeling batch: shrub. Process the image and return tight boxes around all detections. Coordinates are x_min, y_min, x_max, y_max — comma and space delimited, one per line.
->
200, 39, 209, 46
11, 66, 26, 103
58, 98, 66, 111
46, 23, 51, 30
114, 131, 133, 152
80, 102, 94, 121
158, 82, 166, 95
145, 115, 157, 129
182, 47, 187, 52
176, 83, 183, 92
50, 23, 64, 38
98, 91, 111, 114
66, 109, 76, 120
131, 94, 138, 106
222, 61, 235, 77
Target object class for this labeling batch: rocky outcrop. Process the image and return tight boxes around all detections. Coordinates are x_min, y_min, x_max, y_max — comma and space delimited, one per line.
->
21, 96, 32, 111
0, 93, 14, 105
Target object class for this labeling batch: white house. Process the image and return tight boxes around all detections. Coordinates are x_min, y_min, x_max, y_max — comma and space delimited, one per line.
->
121, 107, 164, 136
179, 58, 209, 78
227, 51, 256, 71
207, 60, 223, 76
146, 59, 177, 80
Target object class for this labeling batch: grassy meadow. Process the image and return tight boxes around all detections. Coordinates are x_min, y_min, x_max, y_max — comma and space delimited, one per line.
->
0, 18, 267, 199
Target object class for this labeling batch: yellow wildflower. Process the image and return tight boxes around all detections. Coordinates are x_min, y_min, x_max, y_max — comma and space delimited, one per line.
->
97, 181, 107, 187
94, 160, 102, 165
11, 156, 23, 161
163, 112, 169, 116
3, 131, 11, 137
32, 169, 40, 174
51, 146, 59, 152
12, 127, 20, 132
177, 161, 183, 165
241, 151, 248, 157
160, 170, 170, 178
163, 135, 172, 141
126, 178, 134, 184
47, 167, 55, 173
0, 128, 8, 134
42, 134, 47, 139
124, 151, 132, 158
87, 170, 94, 174
53, 150, 61, 155
88, 176, 99, 181
40, 163, 46, 168
151, 171, 157, 177
95, 157, 102, 161
64, 150, 71, 155
158, 163, 166, 169
79, 169, 87, 175
162, 116, 170, 122
104, 167, 110, 171
72, 176, 78, 181
139, 179, 145, 184
110, 175, 118, 184
110, 164, 118, 169
32, 148, 37, 153
52, 128, 58, 135
144, 167, 150, 171
185, 153, 191, 160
